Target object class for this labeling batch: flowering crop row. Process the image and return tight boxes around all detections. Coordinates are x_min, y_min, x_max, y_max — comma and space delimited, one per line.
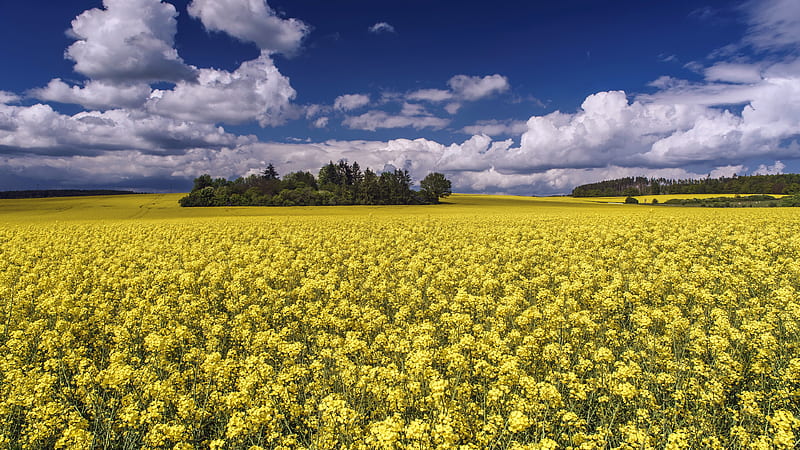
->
1, 201, 799, 449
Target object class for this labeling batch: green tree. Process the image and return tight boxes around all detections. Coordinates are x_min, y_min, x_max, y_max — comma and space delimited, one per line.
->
193, 174, 213, 191
318, 161, 340, 188
282, 171, 318, 191
420, 172, 452, 203
263, 164, 280, 180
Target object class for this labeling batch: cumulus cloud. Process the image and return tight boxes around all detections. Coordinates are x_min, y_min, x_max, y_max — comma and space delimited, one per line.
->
709, 165, 748, 178
30, 79, 152, 110
334, 94, 370, 111
187, 0, 309, 54
312, 117, 329, 128
753, 160, 786, 175
369, 22, 396, 34
147, 53, 297, 127
27, 0, 302, 128
503, 76, 800, 171
66, 0, 196, 83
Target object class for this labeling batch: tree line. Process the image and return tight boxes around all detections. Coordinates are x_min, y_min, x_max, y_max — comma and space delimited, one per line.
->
571, 174, 800, 197
0, 190, 140, 199
179, 161, 452, 207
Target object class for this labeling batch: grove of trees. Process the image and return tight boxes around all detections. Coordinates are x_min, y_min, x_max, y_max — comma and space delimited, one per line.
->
572, 174, 800, 197
179, 161, 452, 207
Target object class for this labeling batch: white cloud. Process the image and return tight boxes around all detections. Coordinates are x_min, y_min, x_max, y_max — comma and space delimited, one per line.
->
0, 91, 20, 104
0, 114, 16, 132
187, 0, 309, 54
342, 111, 450, 131
400, 103, 430, 117
752, 160, 786, 175
66, 0, 196, 83
30, 79, 152, 110
444, 103, 462, 115
408, 74, 510, 104
334, 94, 370, 111
641, 77, 765, 106
447, 74, 510, 101
406, 89, 453, 102
709, 165, 748, 178
743, 0, 800, 51
506, 71, 800, 171
147, 53, 297, 127
704, 63, 763, 84
0, 102, 251, 156
462, 119, 528, 137
405, 74, 510, 115
312, 117, 329, 128
305, 104, 327, 118
369, 22, 396, 34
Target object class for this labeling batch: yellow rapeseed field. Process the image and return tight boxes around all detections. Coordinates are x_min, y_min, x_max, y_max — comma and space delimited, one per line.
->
1, 194, 799, 449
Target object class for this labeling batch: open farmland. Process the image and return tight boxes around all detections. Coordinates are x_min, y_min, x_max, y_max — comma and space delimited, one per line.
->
1, 195, 799, 449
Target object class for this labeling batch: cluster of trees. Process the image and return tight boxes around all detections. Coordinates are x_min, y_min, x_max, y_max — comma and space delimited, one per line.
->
179, 161, 452, 207
572, 174, 800, 197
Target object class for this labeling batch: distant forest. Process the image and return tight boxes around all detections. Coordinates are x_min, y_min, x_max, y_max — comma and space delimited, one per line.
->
571, 174, 800, 197
0, 190, 139, 199
179, 161, 452, 207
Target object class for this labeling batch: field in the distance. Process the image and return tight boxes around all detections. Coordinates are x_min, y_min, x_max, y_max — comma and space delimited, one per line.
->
1, 194, 798, 448
0, 193, 615, 223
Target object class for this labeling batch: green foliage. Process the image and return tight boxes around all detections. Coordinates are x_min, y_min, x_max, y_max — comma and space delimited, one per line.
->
780, 194, 800, 207
622, 187, 640, 197
179, 161, 452, 207
420, 172, 453, 204
281, 171, 318, 191
625, 196, 639, 204
262, 163, 279, 180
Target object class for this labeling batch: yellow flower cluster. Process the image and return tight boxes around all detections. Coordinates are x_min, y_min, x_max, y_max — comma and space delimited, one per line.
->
1, 197, 799, 449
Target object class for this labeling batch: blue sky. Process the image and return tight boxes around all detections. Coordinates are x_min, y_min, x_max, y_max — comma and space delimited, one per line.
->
0, 0, 798, 194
